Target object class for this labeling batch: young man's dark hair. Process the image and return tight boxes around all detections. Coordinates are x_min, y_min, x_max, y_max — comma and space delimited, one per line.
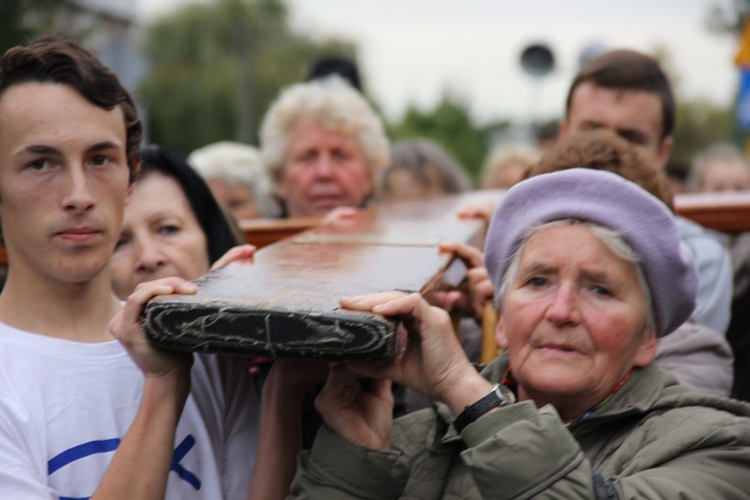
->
565, 49, 675, 140
0, 37, 141, 178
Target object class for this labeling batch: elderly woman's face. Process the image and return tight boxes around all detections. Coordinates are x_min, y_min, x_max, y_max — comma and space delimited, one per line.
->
205, 177, 261, 221
110, 171, 210, 299
278, 120, 372, 217
383, 166, 446, 202
496, 223, 656, 416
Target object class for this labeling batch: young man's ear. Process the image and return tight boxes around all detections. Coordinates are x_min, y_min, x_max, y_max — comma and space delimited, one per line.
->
126, 160, 140, 205
558, 119, 569, 138
656, 136, 673, 171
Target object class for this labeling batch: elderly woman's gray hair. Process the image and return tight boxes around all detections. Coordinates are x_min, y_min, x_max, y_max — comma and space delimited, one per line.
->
690, 143, 750, 192
380, 138, 472, 199
480, 143, 542, 190
188, 141, 277, 217
259, 76, 390, 189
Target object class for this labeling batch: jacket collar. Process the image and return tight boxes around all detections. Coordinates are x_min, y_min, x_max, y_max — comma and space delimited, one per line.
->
435, 353, 750, 445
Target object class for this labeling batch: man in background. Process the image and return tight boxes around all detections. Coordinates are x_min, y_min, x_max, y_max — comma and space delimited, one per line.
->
559, 49, 733, 336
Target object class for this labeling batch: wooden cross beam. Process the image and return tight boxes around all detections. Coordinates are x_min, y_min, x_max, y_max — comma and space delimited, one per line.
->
143, 192, 493, 363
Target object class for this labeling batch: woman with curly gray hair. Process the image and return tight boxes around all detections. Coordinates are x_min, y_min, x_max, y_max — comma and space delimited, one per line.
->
259, 75, 389, 218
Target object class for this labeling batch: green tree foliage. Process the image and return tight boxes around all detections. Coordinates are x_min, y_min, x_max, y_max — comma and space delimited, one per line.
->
652, 43, 740, 163
387, 92, 508, 180
0, 0, 70, 54
672, 99, 737, 163
706, 0, 750, 35
139, 0, 356, 155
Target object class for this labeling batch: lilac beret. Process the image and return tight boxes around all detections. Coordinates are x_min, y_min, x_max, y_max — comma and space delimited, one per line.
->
483, 168, 697, 337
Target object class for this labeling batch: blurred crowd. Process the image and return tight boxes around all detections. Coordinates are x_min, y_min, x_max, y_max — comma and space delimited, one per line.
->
3, 36, 750, 499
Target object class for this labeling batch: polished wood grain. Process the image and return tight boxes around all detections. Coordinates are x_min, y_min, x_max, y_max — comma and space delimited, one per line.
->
239, 217, 321, 249
237, 191, 750, 251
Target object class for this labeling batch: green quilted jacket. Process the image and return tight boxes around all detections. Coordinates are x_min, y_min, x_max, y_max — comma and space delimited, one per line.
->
290, 354, 750, 499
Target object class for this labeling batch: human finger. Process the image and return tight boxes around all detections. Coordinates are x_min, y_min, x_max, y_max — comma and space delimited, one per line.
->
316, 364, 362, 414
209, 244, 257, 271
439, 241, 484, 269
117, 277, 198, 334
340, 291, 409, 313
268, 359, 329, 396
321, 206, 359, 225
456, 201, 496, 224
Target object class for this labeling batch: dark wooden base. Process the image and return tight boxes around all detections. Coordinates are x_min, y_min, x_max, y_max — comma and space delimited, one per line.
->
144, 290, 398, 363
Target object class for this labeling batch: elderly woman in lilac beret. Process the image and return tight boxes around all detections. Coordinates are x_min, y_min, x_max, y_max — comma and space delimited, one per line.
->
288, 168, 750, 499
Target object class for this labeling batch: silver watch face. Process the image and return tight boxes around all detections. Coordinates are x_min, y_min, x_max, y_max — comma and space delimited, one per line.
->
494, 383, 516, 405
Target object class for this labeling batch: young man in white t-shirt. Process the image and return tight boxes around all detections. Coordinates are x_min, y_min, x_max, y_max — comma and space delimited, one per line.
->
0, 37, 258, 498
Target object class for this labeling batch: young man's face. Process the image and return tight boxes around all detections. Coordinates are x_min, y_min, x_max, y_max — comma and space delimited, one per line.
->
561, 82, 673, 170
0, 82, 132, 284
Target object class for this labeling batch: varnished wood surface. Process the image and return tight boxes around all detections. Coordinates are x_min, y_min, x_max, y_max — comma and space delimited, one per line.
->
239, 217, 321, 249
144, 192, 495, 362
673, 191, 750, 233
0, 190, 748, 268
237, 191, 750, 251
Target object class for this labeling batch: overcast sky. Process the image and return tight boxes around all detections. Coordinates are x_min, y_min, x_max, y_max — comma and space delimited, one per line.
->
136, 0, 740, 125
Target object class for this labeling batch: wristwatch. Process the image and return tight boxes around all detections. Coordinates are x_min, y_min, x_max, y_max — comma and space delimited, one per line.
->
453, 383, 516, 433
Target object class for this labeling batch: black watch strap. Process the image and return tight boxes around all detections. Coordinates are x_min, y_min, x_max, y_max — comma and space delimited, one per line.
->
453, 383, 515, 433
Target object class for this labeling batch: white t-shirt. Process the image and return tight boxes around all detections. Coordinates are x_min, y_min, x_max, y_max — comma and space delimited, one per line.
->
0, 321, 259, 499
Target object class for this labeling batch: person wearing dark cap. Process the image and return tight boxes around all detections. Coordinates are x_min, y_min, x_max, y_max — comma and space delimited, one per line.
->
307, 55, 362, 92
288, 169, 750, 498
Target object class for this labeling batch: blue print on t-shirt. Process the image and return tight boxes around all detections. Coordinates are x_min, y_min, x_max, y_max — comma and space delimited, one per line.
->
48, 435, 200, 499
48, 438, 121, 475
171, 434, 200, 489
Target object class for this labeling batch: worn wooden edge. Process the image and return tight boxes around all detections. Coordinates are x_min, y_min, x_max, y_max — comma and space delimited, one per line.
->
143, 297, 400, 364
